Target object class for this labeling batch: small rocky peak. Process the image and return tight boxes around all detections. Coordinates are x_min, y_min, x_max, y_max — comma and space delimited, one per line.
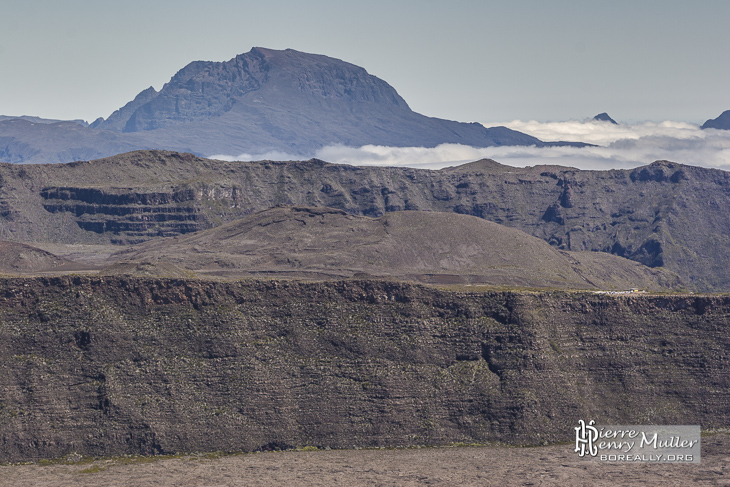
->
592, 113, 618, 124
701, 110, 730, 130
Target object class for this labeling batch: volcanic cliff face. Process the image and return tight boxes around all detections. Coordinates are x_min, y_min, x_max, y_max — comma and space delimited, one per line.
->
0, 276, 728, 462
1, 151, 729, 290
0, 48, 573, 164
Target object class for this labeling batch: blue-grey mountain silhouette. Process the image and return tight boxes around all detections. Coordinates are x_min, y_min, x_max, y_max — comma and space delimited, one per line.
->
0, 48, 586, 164
592, 112, 617, 124
701, 110, 730, 130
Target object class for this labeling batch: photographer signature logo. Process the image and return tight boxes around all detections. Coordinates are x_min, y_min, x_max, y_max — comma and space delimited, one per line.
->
573, 420, 700, 463
574, 419, 598, 457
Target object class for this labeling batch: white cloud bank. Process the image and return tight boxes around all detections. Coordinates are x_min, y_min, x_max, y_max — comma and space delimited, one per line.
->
210, 120, 730, 171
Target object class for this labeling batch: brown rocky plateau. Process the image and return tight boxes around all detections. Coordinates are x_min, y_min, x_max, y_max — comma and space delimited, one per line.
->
106, 205, 680, 290
1, 150, 729, 290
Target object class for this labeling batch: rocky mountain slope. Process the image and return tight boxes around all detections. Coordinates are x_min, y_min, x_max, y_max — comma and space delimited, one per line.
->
1, 150, 728, 290
0, 276, 727, 462
0, 48, 585, 164
109, 206, 680, 290
702, 109, 730, 130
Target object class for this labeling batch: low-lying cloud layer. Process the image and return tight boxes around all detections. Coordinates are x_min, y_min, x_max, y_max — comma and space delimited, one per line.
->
210, 120, 730, 171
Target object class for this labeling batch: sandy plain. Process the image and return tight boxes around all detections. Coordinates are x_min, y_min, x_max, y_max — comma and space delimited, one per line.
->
3, 434, 728, 487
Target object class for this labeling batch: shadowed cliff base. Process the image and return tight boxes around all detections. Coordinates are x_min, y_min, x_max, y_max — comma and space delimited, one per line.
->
1, 276, 727, 462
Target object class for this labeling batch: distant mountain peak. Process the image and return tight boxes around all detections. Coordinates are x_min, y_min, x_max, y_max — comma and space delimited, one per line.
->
592, 113, 617, 124
92, 47, 410, 134
1, 47, 587, 164
441, 158, 509, 173
701, 110, 730, 130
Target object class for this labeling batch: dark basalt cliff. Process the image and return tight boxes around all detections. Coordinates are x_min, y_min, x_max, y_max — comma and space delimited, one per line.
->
0, 276, 728, 462
2, 151, 730, 290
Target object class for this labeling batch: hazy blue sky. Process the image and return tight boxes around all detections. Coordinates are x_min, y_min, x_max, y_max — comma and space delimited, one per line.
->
2, 0, 729, 125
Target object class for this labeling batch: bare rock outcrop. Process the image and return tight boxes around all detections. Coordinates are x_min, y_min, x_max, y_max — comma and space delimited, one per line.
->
0, 276, 728, 462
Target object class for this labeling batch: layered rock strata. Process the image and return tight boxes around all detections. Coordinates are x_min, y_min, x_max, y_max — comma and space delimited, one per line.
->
1, 151, 729, 289
1, 276, 727, 462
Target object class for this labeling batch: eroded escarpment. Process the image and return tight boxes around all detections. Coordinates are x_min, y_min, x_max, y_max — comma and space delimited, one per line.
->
40, 186, 210, 244
3, 152, 730, 289
0, 276, 728, 462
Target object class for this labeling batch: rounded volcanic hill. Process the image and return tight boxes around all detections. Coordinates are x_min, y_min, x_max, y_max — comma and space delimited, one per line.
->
111, 206, 681, 290
0, 241, 70, 274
